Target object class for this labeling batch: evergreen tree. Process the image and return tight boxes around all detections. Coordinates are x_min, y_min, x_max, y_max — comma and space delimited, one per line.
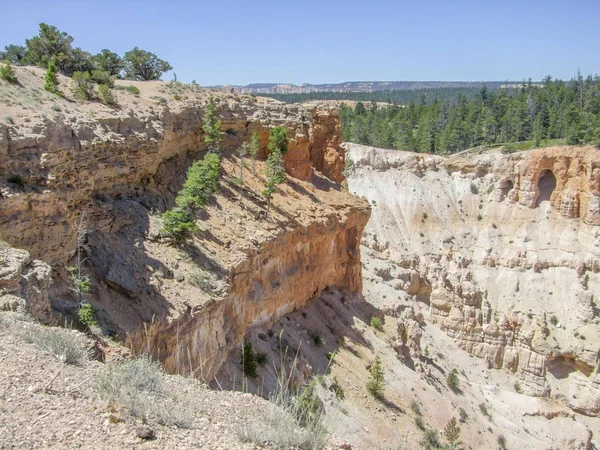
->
444, 417, 462, 449
202, 97, 223, 153
267, 126, 288, 154
122, 47, 172, 80
176, 153, 221, 211
44, 59, 61, 94
366, 356, 385, 398
262, 146, 285, 215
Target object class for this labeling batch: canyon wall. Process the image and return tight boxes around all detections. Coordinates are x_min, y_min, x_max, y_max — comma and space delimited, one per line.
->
0, 71, 367, 380
346, 143, 600, 415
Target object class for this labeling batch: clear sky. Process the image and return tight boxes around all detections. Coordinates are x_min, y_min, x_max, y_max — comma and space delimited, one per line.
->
1, 0, 599, 85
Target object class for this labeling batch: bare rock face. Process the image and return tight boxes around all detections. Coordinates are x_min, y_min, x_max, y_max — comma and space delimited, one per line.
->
0, 246, 52, 321
0, 95, 346, 266
347, 143, 600, 415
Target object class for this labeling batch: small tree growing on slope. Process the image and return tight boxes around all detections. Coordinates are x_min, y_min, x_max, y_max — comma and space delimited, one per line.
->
203, 97, 223, 153
262, 146, 285, 214
444, 417, 462, 450
0, 61, 17, 83
44, 59, 61, 94
366, 356, 385, 399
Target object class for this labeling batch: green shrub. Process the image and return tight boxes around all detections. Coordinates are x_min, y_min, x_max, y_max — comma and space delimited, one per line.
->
90, 69, 114, 87
470, 182, 479, 194
422, 212, 428, 219
115, 84, 140, 95
415, 417, 426, 431
366, 356, 385, 398
67, 265, 91, 295
0, 61, 17, 83
447, 368, 460, 393
309, 330, 323, 347
241, 340, 258, 378
98, 84, 116, 105
370, 316, 383, 331
160, 208, 198, 242
77, 303, 97, 326
71, 71, 94, 100
514, 381, 522, 393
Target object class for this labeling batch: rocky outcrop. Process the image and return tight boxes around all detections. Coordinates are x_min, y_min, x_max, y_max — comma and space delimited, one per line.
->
347, 143, 600, 414
0, 76, 365, 380
0, 246, 52, 322
0, 93, 346, 266
127, 203, 369, 379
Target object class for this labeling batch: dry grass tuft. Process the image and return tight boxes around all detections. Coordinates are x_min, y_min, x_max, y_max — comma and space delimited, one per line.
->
96, 357, 196, 428
20, 322, 90, 366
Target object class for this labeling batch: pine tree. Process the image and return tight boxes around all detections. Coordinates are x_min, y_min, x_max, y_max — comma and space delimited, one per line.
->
366, 356, 385, 398
444, 417, 462, 449
262, 147, 285, 214
249, 131, 260, 175
203, 97, 223, 153
44, 59, 61, 94
267, 126, 288, 154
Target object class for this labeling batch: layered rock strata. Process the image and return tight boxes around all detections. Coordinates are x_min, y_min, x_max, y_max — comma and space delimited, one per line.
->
346, 143, 600, 414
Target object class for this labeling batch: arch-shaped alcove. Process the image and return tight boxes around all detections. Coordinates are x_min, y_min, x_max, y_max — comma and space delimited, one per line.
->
535, 170, 556, 207
499, 179, 514, 201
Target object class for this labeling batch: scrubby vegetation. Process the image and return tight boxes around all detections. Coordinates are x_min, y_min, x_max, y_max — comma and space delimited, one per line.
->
370, 316, 383, 331
22, 323, 90, 366
0, 61, 17, 83
447, 368, 460, 393
236, 368, 330, 450
96, 357, 195, 428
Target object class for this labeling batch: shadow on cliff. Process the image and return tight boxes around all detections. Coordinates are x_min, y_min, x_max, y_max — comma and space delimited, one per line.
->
212, 287, 386, 398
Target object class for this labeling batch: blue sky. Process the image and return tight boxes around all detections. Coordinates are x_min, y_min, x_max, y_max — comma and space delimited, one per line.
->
1, 0, 599, 85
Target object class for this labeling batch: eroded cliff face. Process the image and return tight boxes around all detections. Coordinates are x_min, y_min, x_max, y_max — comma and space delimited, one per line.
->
346, 143, 600, 415
0, 69, 367, 380
0, 70, 348, 266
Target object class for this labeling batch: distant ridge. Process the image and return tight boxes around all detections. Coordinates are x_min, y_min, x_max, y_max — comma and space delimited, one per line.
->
210, 80, 521, 94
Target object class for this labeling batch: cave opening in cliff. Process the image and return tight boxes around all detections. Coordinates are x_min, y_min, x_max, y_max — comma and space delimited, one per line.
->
499, 179, 514, 201
536, 170, 556, 206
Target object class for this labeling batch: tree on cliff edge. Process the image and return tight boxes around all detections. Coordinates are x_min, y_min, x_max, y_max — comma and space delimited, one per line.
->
262, 127, 288, 215
122, 47, 172, 81
203, 97, 223, 153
